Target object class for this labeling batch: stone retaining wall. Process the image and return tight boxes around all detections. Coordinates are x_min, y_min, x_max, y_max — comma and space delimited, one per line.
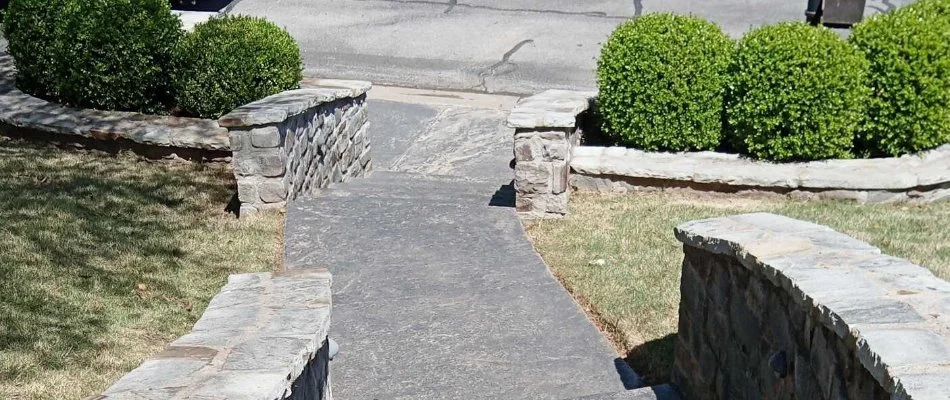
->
673, 213, 949, 400
219, 80, 372, 215
99, 269, 333, 399
507, 90, 950, 218
1, 53, 374, 214
572, 145, 950, 204
0, 53, 230, 156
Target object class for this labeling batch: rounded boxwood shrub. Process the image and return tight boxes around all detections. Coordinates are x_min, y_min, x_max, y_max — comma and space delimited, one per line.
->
724, 22, 869, 162
597, 13, 734, 152
912, 0, 950, 15
849, 0, 950, 157
3, 0, 182, 112
172, 15, 303, 119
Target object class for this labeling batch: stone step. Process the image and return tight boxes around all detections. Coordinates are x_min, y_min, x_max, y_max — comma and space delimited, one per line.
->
569, 384, 682, 400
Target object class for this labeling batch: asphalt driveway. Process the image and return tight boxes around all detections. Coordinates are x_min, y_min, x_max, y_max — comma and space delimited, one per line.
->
2, 0, 911, 94
229, 0, 909, 99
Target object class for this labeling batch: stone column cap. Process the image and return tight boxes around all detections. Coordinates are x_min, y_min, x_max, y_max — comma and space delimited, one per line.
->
219, 80, 372, 128
507, 89, 596, 129
99, 269, 332, 399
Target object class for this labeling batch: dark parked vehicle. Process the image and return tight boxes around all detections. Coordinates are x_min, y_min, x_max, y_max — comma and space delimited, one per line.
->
807, 0, 869, 27
169, 0, 235, 12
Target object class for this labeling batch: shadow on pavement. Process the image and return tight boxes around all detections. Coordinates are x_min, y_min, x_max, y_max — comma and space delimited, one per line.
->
614, 357, 643, 390
489, 181, 516, 208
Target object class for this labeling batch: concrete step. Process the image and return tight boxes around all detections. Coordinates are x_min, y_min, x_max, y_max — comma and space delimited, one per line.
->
569, 384, 682, 400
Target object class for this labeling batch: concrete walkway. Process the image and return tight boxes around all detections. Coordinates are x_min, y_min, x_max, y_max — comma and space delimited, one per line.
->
283, 91, 646, 399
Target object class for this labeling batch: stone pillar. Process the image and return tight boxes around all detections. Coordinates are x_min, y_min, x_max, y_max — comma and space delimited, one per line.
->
219, 80, 372, 216
512, 128, 576, 218
507, 89, 595, 218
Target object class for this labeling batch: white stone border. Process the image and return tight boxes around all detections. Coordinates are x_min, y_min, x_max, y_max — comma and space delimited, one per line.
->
508, 90, 950, 214
0, 53, 230, 151
676, 213, 950, 399
572, 145, 950, 204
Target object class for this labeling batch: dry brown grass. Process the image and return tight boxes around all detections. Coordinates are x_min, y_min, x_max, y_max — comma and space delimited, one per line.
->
0, 137, 283, 399
526, 191, 949, 384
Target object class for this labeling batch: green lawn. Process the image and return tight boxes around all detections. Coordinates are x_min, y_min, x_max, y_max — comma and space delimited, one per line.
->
0, 137, 283, 399
526, 192, 949, 385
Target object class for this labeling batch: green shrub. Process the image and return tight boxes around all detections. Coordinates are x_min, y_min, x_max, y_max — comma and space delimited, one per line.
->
912, 0, 950, 15
173, 15, 302, 119
850, 0, 950, 157
3, 0, 182, 112
724, 22, 869, 161
597, 13, 733, 152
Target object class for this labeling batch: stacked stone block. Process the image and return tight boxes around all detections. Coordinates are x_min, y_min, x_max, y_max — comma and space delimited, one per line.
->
673, 213, 950, 400
507, 90, 595, 218
511, 127, 578, 218
220, 81, 372, 216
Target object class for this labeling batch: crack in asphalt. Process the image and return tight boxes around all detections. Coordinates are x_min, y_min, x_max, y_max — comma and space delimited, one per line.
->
867, 0, 897, 14
355, 0, 628, 19
472, 39, 535, 92
633, 0, 643, 17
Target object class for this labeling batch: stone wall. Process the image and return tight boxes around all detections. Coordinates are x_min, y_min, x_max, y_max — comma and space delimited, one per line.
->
0, 53, 230, 159
220, 80, 373, 215
2, 48, 374, 212
507, 90, 950, 217
571, 145, 950, 204
673, 213, 950, 400
507, 90, 595, 218
99, 269, 333, 399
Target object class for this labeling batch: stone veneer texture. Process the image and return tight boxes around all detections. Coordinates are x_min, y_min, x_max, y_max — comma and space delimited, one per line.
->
508, 89, 950, 214
219, 80, 372, 216
571, 145, 950, 204
673, 213, 949, 400
99, 270, 333, 400
507, 89, 595, 218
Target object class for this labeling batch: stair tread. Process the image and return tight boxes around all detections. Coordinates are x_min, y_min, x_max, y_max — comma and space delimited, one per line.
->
569, 385, 681, 400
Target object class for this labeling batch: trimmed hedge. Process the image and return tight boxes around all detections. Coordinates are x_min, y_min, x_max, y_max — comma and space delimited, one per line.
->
724, 23, 869, 162
3, 0, 182, 113
850, 0, 950, 157
597, 13, 733, 152
912, 0, 950, 14
173, 15, 302, 119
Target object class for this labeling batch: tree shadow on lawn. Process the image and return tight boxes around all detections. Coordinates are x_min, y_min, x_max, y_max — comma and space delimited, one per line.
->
624, 333, 678, 386
0, 139, 236, 381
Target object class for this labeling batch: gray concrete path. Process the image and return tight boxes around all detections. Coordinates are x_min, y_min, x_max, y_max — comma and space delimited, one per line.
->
231, 0, 907, 94
283, 94, 644, 399
268, 2, 913, 396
